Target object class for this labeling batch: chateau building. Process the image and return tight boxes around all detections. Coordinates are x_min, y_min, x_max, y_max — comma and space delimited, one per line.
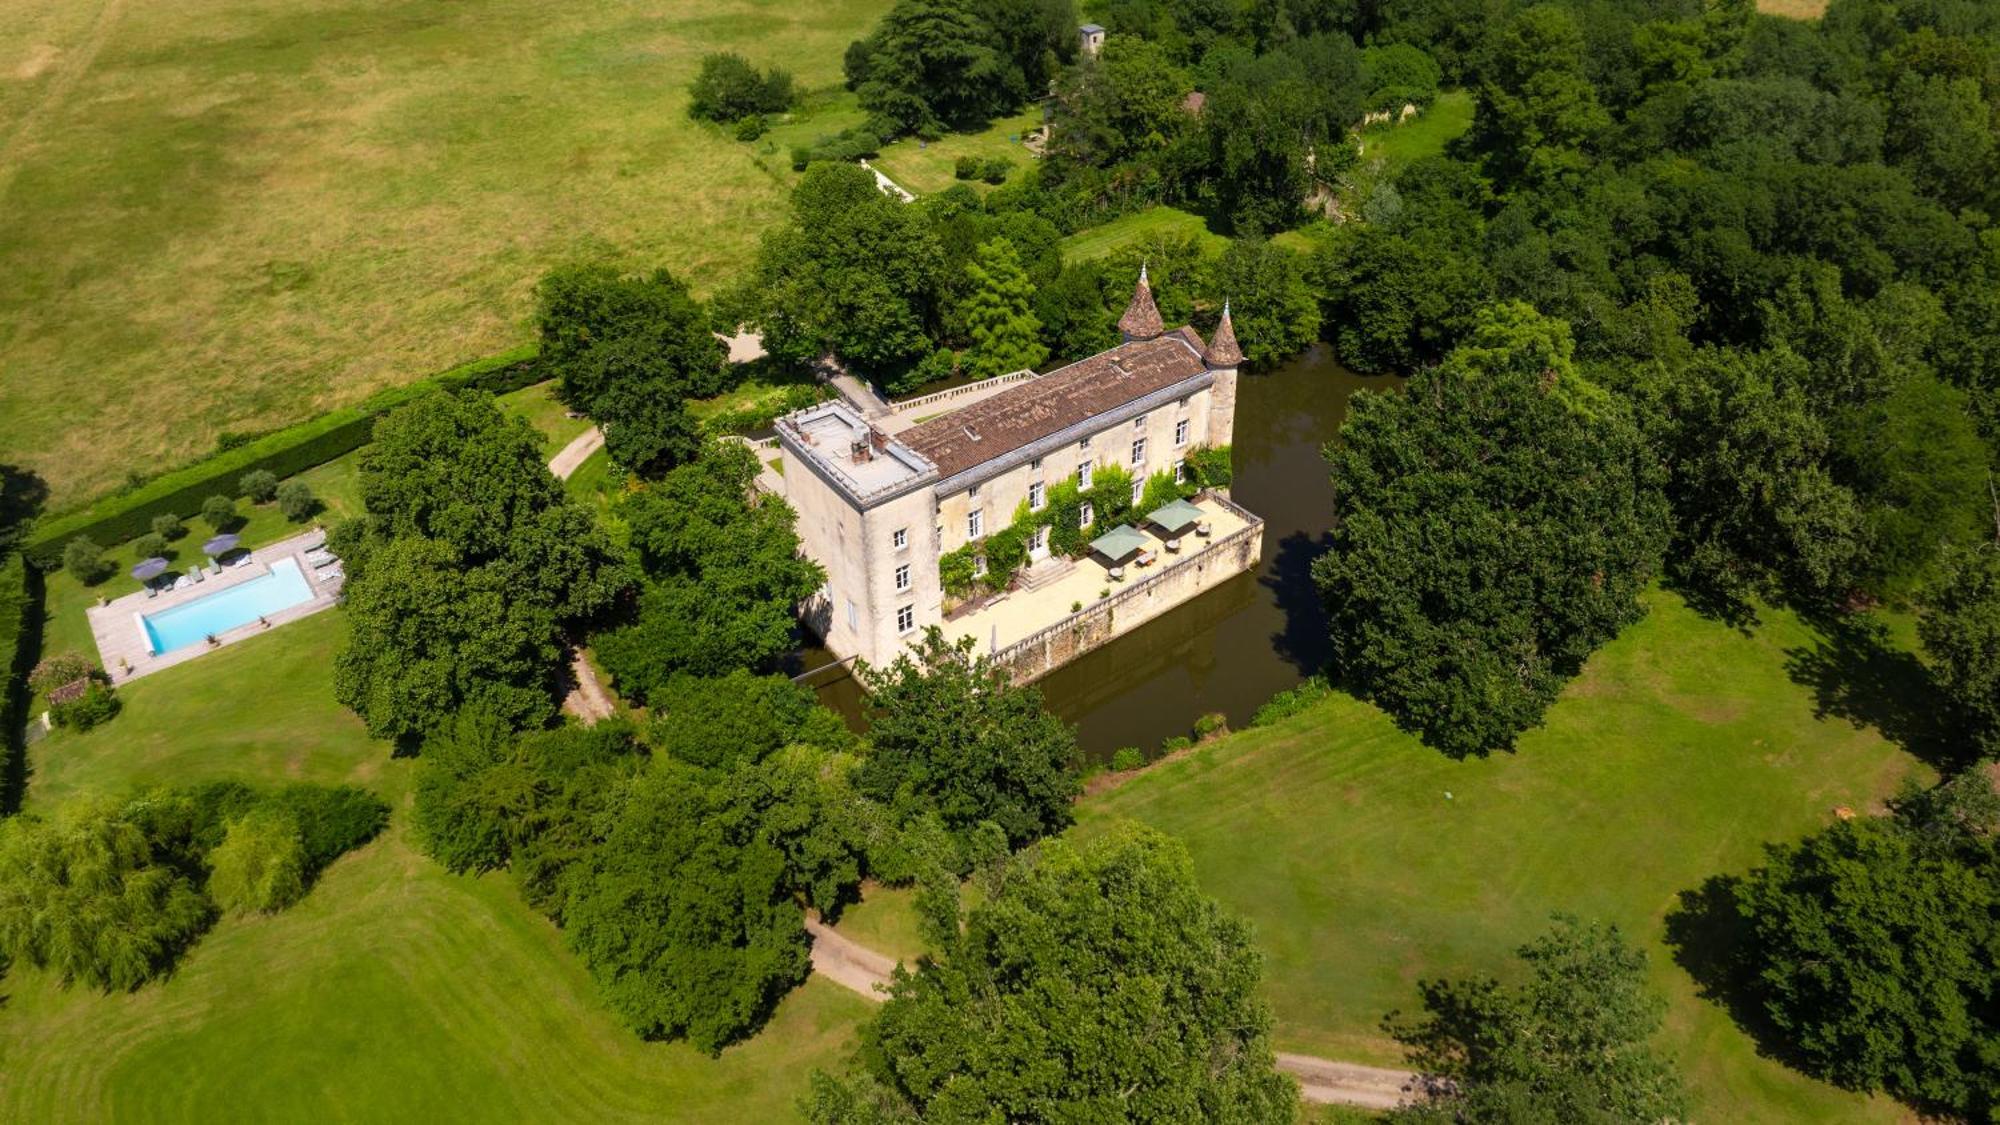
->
776, 271, 1252, 672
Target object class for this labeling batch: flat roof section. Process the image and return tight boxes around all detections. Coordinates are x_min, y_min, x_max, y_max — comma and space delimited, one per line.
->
778, 400, 937, 505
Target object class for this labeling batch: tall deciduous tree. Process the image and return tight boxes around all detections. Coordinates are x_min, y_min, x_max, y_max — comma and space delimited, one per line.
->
1313, 303, 1667, 756
808, 824, 1298, 1123
1388, 916, 1688, 1124
960, 238, 1047, 380
1206, 239, 1319, 369
1921, 546, 2000, 758
1467, 4, 1610, 187
855, 630, 1080, 851
845, 0, 1026, 136
535, 265, 728, 406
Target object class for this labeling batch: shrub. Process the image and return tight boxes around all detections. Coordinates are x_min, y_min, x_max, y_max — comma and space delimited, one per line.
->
980, 156, 1011, 184
734, 114, 767, 142
1193, 711, 1229, 741
1186, 444, 1233, 488
688, 52, 794, 123
0, 555, 32, 761
238, 469, 278, 503
200, 495, 236, 531
150, 513, 184, 540
62, 537, 106, 585
955, 155, 980, 180
50, 680, 120, 730
1251, 676, 1332, 728
265, 784, 390, 872
131, 532, 166, 561
1109, 747, 1144, 772
1160, 734, 1193, 755
29, 652, 95, 695
275, 480, 316, 522
206, 808, 306, 913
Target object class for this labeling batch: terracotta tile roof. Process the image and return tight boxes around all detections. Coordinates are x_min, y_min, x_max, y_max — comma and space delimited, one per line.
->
1203, 303, 1242, 367
1118, 269, 1164, 339
902, 329, 1209, 480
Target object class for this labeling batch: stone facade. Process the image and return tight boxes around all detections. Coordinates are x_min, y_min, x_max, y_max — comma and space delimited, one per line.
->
775, 286, 1248, 671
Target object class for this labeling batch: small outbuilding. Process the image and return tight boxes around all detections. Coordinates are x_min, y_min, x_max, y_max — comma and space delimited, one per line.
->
1079, 23, 1105, 57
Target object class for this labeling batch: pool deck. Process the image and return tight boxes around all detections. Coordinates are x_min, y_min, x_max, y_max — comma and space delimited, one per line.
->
86, 529, 345, 683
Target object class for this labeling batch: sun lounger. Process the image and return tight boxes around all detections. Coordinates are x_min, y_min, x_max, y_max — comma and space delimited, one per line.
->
192, 568, 205, 584
146, 585, 159, 599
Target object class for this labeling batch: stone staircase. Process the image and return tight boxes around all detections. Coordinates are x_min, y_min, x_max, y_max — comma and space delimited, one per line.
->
1014, 555, 1074, 592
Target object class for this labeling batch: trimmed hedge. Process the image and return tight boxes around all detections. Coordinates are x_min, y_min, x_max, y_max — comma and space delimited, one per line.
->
0, 553, 34, 763
25, 345, 541, 566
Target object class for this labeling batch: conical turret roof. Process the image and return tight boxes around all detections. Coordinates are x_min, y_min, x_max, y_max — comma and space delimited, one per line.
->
1118, 264, 1164, 340
1203, 301, 1243, 367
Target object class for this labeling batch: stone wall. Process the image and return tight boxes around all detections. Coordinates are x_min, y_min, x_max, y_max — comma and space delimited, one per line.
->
989, 503, 1264, 684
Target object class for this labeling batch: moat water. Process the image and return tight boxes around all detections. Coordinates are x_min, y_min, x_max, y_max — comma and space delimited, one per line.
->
800, 345, 1399, 759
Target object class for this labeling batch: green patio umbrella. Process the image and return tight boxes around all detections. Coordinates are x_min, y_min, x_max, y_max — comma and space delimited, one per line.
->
1145, 498, 1203, 536
1088, 525, 1150, 565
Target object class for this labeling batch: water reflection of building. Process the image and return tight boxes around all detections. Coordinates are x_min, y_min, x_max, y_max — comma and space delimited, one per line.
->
773, 272, 1262, 676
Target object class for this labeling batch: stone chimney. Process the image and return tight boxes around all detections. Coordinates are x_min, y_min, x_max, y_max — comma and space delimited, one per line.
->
1118, 264, 1164, 343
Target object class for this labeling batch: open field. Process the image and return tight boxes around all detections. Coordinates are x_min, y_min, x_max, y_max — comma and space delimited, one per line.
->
0, 0, 888, 508
8, 607, 871, 1122
1354, 89, 1473, 171
871, 109, 1043, 196
1059, 205, 1229, 261
1757, 0, 1827, 17
1078, 589, 1921, 1121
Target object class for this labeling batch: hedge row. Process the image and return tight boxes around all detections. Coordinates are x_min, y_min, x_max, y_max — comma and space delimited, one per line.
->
0, 553, 34, 761
25, 345, 542, 567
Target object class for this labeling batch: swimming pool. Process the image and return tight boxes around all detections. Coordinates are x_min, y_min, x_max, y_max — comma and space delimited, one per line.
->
141, 558, 316, 654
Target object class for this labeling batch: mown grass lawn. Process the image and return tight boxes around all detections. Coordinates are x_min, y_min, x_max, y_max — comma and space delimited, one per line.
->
498, 380, 593, 455
871, 109, 1044, 196
8, 607, 871, 1122
1058, 205, 1230, 262
1077, 589, 1922, 1121
0, 0, 889, 508
1353, 89, 1474, 172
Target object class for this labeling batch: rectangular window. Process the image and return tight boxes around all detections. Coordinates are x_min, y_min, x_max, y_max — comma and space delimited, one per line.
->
968, 510, 984, 539
1078, 460, 1093, 489
1078, 436, 1092, 451
1174, 418, 1190, 446
1133, 414, 1147, 431
1131, 437, 1147, 466
845, 599, 857, 630
1028, 481, 1046, 511
892, 527, 907, 550
1178, 395, 1190, 410
973, 554, 988, 578
1174, 459, 1187, 484
897, 605, 915, 633
1030, 457, 1042, 471
1130, 479, 1144, 505
894, 563, 910, 591
1079, 501, 1094, 528
970, 482, 980, 498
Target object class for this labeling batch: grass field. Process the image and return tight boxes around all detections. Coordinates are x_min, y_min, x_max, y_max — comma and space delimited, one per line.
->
871, 109, 1043, 196
1354, 90, 1474, 171
1058, 205, 1229, 262
497, 381, 592, 456
1757, 0, 1827, 17
0, 0, 889, 509
1077, 589, 1920, 1121
7, 609, 872, 1122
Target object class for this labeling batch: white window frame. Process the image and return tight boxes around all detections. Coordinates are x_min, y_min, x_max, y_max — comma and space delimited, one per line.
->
1131, 479, 1143, 505
1131, 437, 1147, 466
893, 527, 908, 550
968, 509, 984, 539
1079, 501, 1094, 528
1028, 481, 1046, 511
1132, 414, 1147, 431
1078, 459, 1093, 489
896, 605, 915, 634
973, 554, 988, 578
1174, 418, 1189, 447
894, 563, 911, 591
1174, 459, 1187, 484
845, 599, 858, 630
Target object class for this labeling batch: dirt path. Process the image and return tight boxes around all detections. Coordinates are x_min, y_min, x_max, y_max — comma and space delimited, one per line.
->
547, 426, 604, 481
561, 649, 615, 725
805, 918, 1420, 1109
0, 0, 125, 208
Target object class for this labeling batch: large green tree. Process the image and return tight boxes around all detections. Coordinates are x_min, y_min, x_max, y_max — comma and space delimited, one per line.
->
594, 444, 824, 699
1313, 303, 1668, 756
1921, 546, 2000, 758
808, 824, 1298, 1123
845, 0, 1028, 136
0, 797, 212, 991
855, 630, 1080, 851
1388, 916, 1688, 1124
751, 164, 945, 375
959, 238, 1047, 380
1206, 239, 1320, 369
534, 264, 729, 406
1466, 5, 1609, 186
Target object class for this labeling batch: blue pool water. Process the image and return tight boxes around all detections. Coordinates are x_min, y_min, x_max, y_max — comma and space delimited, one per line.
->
142, 558, 315, 654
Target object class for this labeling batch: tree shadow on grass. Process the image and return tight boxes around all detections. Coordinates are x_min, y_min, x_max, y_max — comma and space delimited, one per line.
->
1662, 873, 1817, 1076
1783, 612, 1971, 775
